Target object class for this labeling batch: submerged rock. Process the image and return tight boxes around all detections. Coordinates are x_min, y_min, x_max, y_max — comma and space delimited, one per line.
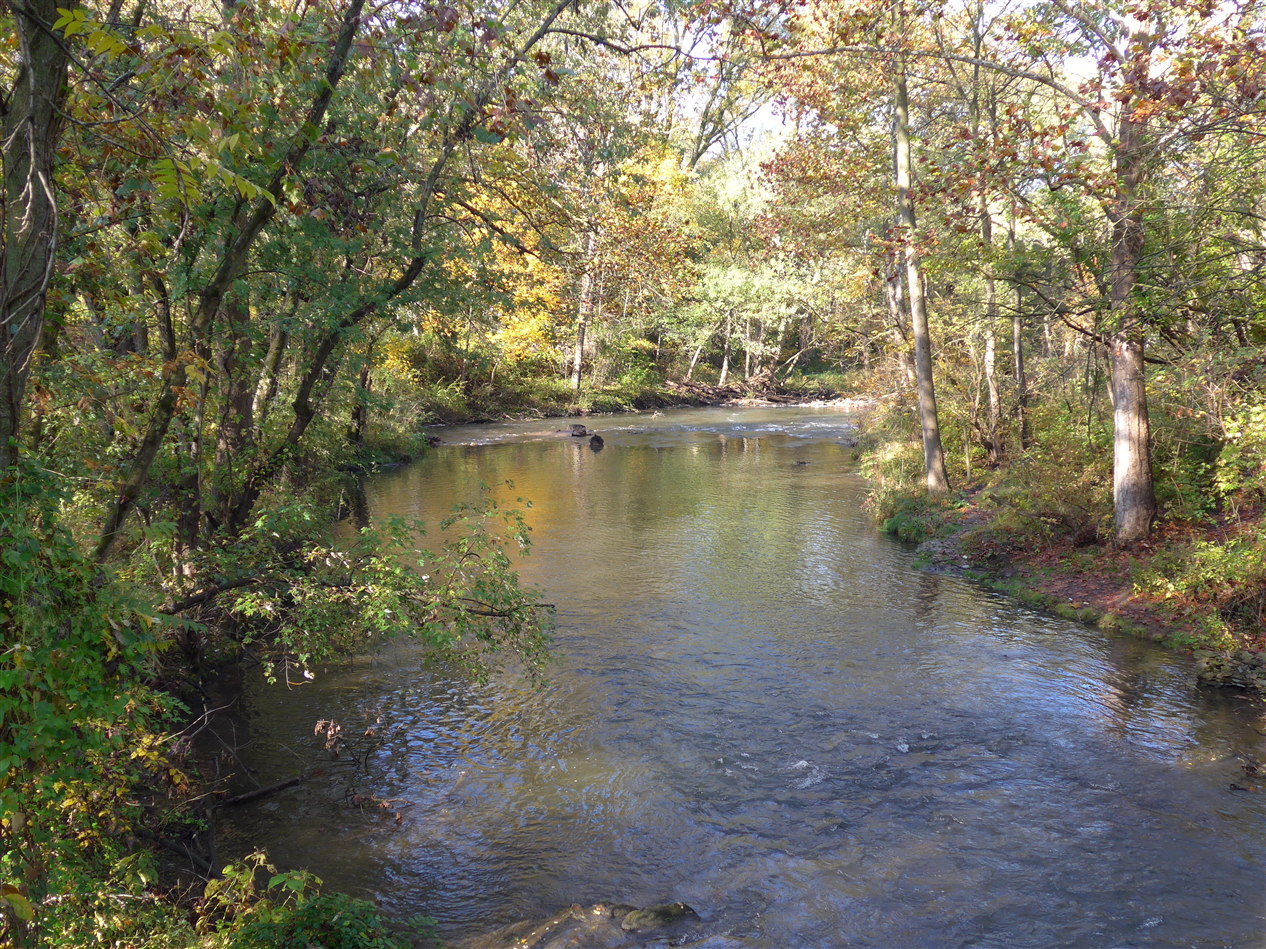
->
455, 900, 703, 949
620, 901, 701, 933
1195, 649, 1266, 694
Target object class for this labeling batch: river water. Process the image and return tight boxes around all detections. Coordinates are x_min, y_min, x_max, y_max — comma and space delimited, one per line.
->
218, 406, 1266, 948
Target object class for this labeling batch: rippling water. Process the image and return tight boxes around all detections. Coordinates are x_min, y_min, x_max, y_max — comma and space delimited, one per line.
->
217, 406, 1266, 947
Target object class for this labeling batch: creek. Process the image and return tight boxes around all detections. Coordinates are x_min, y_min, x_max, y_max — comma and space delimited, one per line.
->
217, 406, 1266, 947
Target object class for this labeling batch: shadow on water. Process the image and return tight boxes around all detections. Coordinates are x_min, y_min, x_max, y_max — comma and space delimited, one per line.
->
215, 406, 1266, 948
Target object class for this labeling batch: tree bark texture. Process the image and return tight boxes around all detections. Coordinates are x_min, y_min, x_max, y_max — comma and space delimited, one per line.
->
1, 0, 69, 471
1107, 113, 1157, 544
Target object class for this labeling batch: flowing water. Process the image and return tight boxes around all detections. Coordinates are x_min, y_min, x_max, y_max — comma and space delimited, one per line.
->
218, 406, 1266, 948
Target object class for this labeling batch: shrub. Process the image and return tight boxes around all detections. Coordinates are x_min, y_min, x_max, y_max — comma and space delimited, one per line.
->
225, 893, 419, 949
0, 462, 183, 947
880, 494, 959, 544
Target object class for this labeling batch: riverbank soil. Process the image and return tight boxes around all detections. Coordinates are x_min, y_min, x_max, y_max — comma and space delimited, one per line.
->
911, 490, 1266, 696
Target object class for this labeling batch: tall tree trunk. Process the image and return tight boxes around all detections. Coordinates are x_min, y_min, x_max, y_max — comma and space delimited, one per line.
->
1013, 310, 1029, 450
1008, 210, 1030, 449
215, 291, 256, 467
685, 341, 705, 381
894, 57, 950, 495
1, 0, 69, 471
253, 324, 290, 430
983, 269, 1001, 467
686, 318, 722, 381
969, 0, 1001, 468
743, 317, 753, 379
571, 229, 596, 392
718, 311, 732, 386
1108, 114, 1156, 545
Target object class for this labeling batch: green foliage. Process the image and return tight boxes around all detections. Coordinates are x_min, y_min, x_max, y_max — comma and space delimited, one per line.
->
880, 494, 959, 544
781, 367, 854, 396
225, 892, 417, 949
0, 463, 184, 946
976, 398, 1111, 543
200, 853, 430, 949
1213, 401, 1266, 508
1134, 535, 1266, 650
223, 489, 552, 682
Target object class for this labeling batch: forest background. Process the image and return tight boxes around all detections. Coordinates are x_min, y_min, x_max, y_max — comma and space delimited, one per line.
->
1, 0, 1263, 944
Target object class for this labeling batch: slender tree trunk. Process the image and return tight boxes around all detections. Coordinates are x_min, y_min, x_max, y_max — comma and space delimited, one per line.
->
1, 0, 69, 471
983, 279, 1001, 466
253, 324, 289, 430
571, 229, 596, 392
1007, 211, 1030, 449
968, 2, 1001, 468
744, 317, 753, 379
686, 342, 704, 381
894, 57, 949, 495
719, 311, 732, 386
1108, 114, 1157, 545
1013, 309, 1029, 450
216, 292, 256, 467
686, 318, 722, 381
885, 258, 916, 389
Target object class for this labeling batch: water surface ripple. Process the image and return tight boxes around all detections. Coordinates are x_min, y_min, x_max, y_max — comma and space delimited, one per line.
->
220, 407, 1266, 948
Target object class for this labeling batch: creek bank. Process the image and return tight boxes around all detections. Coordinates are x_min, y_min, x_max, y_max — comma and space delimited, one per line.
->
420, 375, 861, 428
902, 493, 1266, 697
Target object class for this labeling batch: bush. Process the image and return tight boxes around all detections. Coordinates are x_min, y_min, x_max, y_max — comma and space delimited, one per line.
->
0, 462, 184, 947
1134, 535, 1266, 649
880, 494, 960, 543
225, 893, 418, 949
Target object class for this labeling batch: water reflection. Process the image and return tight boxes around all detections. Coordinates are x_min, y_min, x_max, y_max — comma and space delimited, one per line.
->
221, 406, 1266, 948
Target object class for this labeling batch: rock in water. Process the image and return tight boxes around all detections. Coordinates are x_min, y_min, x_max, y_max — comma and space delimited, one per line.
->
453, 901, 703, 949
569, 423, 589, 436
591, 902, 638, 920
620, 902, 701, 933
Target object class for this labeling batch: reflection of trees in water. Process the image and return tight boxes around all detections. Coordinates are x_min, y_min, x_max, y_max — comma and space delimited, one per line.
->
341, 475, 371, 530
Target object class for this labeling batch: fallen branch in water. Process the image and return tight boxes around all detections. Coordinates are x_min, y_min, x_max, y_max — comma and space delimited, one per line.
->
218, 773, 305, 807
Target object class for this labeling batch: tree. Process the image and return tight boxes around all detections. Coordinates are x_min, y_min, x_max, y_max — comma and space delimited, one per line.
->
934, 0, 1265, 541
893, 39, 951, 494
1, 0, 69, 472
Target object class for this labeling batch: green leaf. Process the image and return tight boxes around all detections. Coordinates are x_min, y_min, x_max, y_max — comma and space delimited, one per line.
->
1, 889, 35, 923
